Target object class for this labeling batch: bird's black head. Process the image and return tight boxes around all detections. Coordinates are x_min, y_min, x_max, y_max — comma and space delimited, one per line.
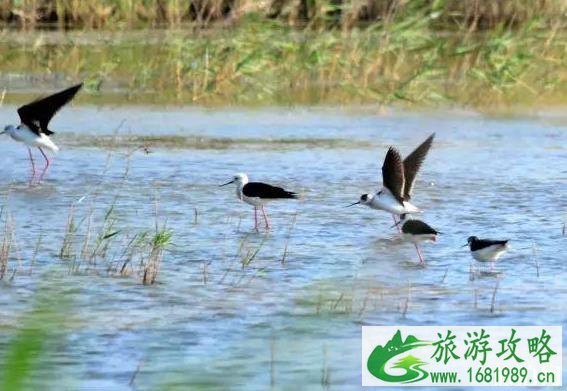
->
462, 236, 478, 248
346, 193, 370, 208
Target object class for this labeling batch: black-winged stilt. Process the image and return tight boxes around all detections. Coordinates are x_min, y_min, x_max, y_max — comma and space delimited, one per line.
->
221, 173, 298, 230
465, 236, 509, 266
0, 83, 83, 184
396, 213, 439, 265
347, 134, 435, 230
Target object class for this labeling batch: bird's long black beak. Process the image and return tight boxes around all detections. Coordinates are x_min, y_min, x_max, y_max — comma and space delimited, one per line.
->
345, 201, 360, 207
390, 221, 401, 229
220, 180, 235, 187
461, 243, 469, 248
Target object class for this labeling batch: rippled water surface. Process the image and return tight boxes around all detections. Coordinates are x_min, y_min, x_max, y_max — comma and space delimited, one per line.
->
0, 106, 566, 389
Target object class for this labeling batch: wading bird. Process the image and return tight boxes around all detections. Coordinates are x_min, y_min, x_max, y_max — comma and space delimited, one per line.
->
221, 173, 298, 230
347, 134, 435, 230
396, 214, 439, 265
0, 83, 83, 184
465, 236, 509, 269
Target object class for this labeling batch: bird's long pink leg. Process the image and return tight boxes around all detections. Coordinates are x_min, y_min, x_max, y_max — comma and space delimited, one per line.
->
392, 214, 401, 233
261, 205, 271, 229
414, 243, 425, 265
254, 207, 258, 231
27, 147, 36, 185
37, 147, 51, 183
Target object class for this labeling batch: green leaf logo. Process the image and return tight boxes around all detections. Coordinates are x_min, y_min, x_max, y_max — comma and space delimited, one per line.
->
367, 330, 431, 383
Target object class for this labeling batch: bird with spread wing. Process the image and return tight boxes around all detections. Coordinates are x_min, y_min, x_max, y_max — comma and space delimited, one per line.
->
1, 83, 82, 184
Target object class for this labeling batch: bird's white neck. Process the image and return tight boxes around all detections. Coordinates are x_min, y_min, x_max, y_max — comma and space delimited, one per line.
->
235, 180, 247, 201
235, 185, 242, 200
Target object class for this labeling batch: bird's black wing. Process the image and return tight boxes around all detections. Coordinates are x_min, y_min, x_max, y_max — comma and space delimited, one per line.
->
403, 133, 434, 200
381, 147, 405, 205
471, 239, 509, 251
243, 182, 298, 199
401, 219, 438, 235
17, 83, 83, 136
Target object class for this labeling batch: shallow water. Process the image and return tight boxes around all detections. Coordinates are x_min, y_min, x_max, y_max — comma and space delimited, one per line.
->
0, 105, 566, 389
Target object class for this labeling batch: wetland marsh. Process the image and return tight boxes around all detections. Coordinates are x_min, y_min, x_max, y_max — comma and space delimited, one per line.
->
1, 105, 566, 389
1, 1, 566, 388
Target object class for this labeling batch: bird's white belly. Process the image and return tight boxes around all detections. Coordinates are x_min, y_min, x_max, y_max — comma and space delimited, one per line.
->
241, 194, 266, 207
369, 195, 419, 214
9, 128, 37, 144
403, 233, 437, 244
472, 245, 507, 262
9, 127, 59, 152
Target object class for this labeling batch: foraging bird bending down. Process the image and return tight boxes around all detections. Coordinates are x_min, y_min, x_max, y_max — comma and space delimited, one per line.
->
398, 214, 439, 265
221, 173, 298, 230
466, 236, 509, 264
347, 134, 435, 230
0, 83, 83, 184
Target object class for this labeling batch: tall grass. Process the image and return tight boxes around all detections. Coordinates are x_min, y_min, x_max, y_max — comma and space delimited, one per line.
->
0, 1, 564, 109
58, 191, 172, 285
52, 148, 174, 285
142, 227, 172, 285
0, 1, 564, 31
1, 13, 564, 109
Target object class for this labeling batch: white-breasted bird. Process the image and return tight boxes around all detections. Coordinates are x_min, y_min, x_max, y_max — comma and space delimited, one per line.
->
397, 213, 439, 265
220, 173, 298, 230
348, 134, 435, 229
465, 236, 509, 264
0, 83, 83, 184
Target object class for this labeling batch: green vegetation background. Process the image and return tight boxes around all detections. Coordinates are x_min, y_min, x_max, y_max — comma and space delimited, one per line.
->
0, 0, 565, 109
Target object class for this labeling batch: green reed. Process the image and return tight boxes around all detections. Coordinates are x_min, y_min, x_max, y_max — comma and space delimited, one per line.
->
0, 1, 564, 110
0, 283, 74, 390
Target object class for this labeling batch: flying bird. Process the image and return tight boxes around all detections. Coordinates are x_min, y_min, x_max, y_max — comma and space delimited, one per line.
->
221, 173, 298, 230
0, 83, 83, 184
396, 214, 439, 265
348, 134, 435, 230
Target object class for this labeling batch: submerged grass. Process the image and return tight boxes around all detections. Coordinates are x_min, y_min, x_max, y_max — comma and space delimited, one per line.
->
142, 227, 172, 285
58, 192, 173, 284
53, 150, 174, 285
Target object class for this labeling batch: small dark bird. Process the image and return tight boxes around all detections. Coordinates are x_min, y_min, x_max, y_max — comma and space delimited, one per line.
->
465, 236, 509, 263
398, 214, 439, 265
221, 173, 298, 230
0, 83, 83, 184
